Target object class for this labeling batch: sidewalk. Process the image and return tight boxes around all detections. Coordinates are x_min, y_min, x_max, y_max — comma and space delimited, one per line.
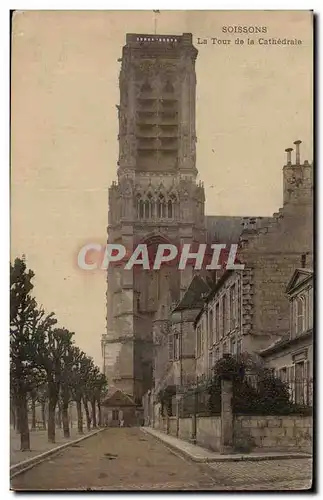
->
141, 427, 312, 463
10, 426, 98, 466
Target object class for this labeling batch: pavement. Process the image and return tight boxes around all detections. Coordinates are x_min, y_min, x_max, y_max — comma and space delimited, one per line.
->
10, 425, 98, 466
11, 427, 313, 491
142, 426, 312, 462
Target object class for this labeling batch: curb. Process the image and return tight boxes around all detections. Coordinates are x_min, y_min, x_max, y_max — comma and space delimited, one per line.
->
10, 428, 106, 479
141, 428, 312, 463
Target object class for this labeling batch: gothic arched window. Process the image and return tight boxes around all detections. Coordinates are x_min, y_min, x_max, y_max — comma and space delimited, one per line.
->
139, 199, 144, 219
164, 80, 174, 93
157, 194, 166, 218
167, 199, 173, 218
141, 81, 152, 93
147, 192, 154, 218
144, 200, 150, 219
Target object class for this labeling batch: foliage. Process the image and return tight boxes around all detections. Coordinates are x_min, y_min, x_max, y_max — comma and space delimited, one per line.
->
208, 355, 310, 416
156, 385, 176, 416
10, 256, 108, 445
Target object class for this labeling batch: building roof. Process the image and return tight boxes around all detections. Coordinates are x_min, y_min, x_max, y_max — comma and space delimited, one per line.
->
101, 388, 136, 408
286, 268, 313, 294
205, 215, 273, 244
193, 270, 233, 326
259, 329, 313, 357
173, 275, 210, 312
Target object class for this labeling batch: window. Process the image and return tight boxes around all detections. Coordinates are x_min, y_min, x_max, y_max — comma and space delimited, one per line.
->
222, 294, 227, 336
139, 199, 144, 219
295, 296, 305, 335
223, 341, 228, 354
168, 334, 174, 361
208, 350, 213, 376
144, 200, 150, 219
237, 339, 242, 355
230, 337, 236, 355
157, 195, 166, 218
167, 200, 173, 218
112, 410, 119, 421
279, 367, 287, 383
230, 284, 236, 331
295, 361, 305, 405
215, 303, 220, 342
209, 309, 214, 347
174, 333, 180, 360
308, 287, 313, 330
196, 326, 202, 358
215, 348, 220, 363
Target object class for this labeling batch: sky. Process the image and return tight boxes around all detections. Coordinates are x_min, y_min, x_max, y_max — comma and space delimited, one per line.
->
11, 10, 313, 367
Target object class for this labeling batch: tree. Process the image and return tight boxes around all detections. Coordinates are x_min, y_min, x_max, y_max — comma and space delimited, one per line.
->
36, 382, 48, 430
69, 349, 94, 434
85, 366, 108, 429
208, 354, 294, 415
10, 258, 42, 451
32, 322, 72, 443
94, 372, 108, 428
60, 344, 81, 438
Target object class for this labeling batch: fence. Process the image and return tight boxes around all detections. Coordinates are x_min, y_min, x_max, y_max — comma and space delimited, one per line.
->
288, 379, 313, 406
175, 374, 313, 419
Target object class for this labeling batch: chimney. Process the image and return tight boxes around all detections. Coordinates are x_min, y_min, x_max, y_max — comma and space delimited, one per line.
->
285, 147, 293, 165
293, 140, 302, 165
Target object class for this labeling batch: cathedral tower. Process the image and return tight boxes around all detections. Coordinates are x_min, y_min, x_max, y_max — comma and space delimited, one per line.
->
102, 33, 206, 402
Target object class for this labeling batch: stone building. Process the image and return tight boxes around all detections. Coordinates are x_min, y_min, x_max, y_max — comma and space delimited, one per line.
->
260, 268, 313, 405
101, 388, 138, 427
102, 33, 313, 418
102, 33, 264, 404
193, 143, 313, 380
102, 33, 205, 403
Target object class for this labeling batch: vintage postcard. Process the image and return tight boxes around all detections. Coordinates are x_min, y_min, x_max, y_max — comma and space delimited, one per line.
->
10, 10, 313, 491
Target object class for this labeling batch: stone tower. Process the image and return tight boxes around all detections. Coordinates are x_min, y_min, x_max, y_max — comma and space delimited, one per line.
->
102, 33, 206, 403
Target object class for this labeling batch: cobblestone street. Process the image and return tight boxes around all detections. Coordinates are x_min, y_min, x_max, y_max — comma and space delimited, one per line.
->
11, 428, 313, 491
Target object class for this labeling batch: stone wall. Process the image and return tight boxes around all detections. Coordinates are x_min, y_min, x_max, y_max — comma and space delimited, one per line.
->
178, 417, 192, 441
234, 415, 312, 452
153, 414, 312, 453
169, 417, 177, 436
196, 416, 221, 451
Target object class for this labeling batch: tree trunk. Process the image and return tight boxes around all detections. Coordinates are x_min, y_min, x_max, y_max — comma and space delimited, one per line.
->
18, 392, 30, 451
10, 402, 16, 430
41, 401, 46, 430
91, 399, 97, 428
76, 399, 83, 434
47, 398, 56, 443
16, 405, 21, 434
31, 395, 36, 430
62, 401, 70, 438
83, 397, 91, 431
57, 403, 62, 429
97, 401, 102, 427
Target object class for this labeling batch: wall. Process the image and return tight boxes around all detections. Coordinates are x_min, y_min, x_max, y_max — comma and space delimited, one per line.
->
264, 338, 313, 375
196, 416, 221, 451
153, 414, 312, 453
234, 415, 312, 452
240, 161, 313, 353
178, 417, 192, 441
169, 416, 177, 436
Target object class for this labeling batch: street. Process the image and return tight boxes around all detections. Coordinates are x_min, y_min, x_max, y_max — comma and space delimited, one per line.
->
11, 428, 312, 491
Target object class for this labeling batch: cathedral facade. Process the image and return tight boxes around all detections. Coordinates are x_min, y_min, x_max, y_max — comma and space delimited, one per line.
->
102, 33, 207, 402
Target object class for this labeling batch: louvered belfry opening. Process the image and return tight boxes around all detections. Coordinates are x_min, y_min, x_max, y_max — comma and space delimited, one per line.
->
136, 77, 178, 173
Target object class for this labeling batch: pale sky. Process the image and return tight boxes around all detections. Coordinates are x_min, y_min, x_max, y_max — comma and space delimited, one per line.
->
11, 11, 313, 366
